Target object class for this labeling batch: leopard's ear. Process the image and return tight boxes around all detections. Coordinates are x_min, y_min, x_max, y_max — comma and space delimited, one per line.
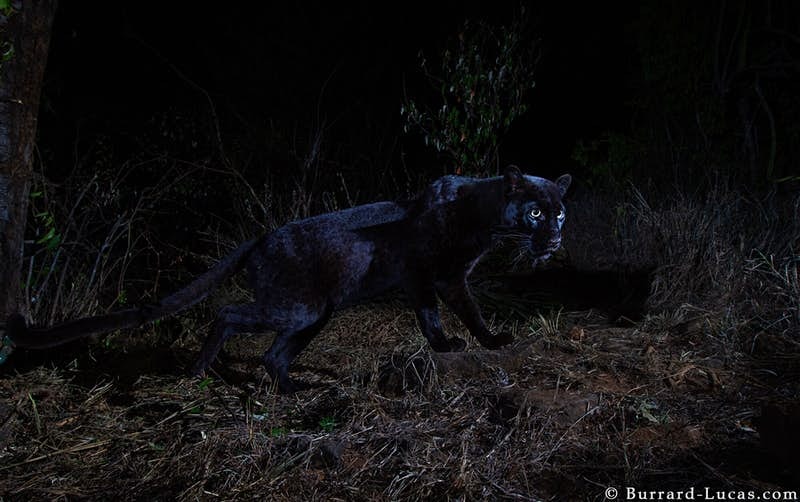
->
503, 165, 524, 193
555, 174, 572, 197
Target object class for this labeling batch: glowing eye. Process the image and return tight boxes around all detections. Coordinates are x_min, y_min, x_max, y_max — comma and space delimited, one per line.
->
530, 208, 541, 218
557, 210, 565, 220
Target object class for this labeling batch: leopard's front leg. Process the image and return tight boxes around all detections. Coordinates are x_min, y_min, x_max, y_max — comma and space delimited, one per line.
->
436, 277, 513, 349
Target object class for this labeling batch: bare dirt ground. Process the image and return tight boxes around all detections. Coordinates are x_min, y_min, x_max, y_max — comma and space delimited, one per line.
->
1, 298, 798, 500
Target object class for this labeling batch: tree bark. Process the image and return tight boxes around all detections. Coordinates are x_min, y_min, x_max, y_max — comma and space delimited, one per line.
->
0, 0, 57, 318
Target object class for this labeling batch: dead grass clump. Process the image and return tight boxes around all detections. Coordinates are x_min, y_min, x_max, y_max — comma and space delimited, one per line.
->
566, 181, 800, 342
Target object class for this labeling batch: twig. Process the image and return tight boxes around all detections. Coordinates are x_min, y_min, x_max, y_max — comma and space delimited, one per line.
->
0, 439, 112, 471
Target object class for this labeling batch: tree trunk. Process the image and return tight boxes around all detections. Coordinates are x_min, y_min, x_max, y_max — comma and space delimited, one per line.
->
0, 0, 57, 318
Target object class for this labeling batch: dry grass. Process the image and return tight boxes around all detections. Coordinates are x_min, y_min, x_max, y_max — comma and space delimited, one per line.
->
1, 300, 796, 500
566, 180, 800, 339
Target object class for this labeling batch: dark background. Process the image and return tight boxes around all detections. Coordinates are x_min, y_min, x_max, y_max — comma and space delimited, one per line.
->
38, 2, 800, 191
28, 0, 800, 300
39, 1, 639, 185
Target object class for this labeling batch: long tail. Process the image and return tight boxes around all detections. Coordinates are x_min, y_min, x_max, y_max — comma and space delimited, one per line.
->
4, 238, 260, 350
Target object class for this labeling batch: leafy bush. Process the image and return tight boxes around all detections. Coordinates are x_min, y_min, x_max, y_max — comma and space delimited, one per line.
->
402, 8, 538, 176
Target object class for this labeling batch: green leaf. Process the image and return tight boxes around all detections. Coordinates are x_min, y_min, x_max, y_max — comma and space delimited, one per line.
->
319, 416, 337, 432
36, 227, 56, 245
198, 377, 214, 390
45, 234, 61, 251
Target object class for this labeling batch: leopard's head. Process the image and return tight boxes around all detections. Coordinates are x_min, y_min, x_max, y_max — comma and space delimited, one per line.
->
498, 165, 571, 266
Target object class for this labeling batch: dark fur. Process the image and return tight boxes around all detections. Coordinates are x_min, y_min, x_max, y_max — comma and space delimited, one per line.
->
5, 166, 570, 393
